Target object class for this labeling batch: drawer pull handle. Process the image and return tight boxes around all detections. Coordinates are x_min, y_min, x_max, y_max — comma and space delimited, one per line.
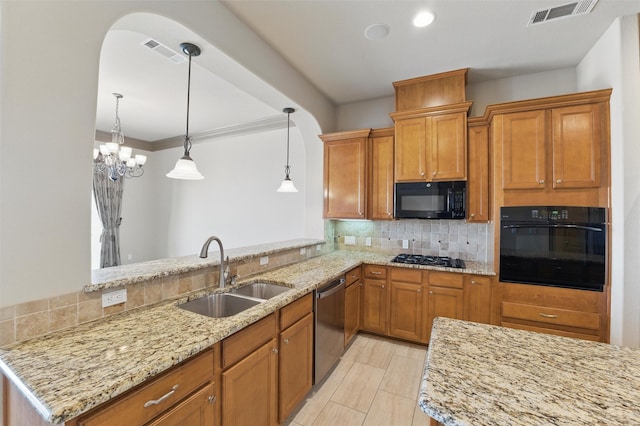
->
272, 348, 279, 353
371, 271, 382, 275
539, 180, 545, 184
208, 395, 216, 404
144, 385, 179, 408
283, 338, 290, 344
539, 313, 558, 319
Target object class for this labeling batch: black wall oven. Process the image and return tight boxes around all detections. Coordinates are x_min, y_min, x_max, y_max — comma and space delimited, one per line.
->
499, 206, 606, 292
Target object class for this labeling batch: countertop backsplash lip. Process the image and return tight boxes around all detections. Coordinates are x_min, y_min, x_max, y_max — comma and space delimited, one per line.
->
87, 238, 327, 293
1, 248, 495, 424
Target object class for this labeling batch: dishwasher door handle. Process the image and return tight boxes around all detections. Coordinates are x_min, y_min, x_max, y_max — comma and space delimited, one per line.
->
317, 278, 346, 299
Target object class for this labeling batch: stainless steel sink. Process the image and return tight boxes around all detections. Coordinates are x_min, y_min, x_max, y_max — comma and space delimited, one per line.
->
232, 282, 291, 300
178, 293, 261, 318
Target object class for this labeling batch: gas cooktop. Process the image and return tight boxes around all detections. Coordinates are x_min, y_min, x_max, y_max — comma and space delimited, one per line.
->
391, 254, 466, 269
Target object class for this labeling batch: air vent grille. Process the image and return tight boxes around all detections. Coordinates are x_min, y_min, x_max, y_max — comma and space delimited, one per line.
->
528, 0, 598, 26
141, 38, 186, 64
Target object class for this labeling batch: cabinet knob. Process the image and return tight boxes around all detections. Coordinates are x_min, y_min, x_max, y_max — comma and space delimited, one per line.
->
471, 280, 477, 285
208, 396, 217, 404
429, 290, 433, 294
272, 348, 279, 353
432, 171, 436, 177
539, 180, 545, 184
417, 289, 422, 293
359, 282, 363, 286
420, 171, 425, 176
556, 179, 562, 184
470, 213, 475, 218
283, 338, 289, 344
381, 284, 385, 288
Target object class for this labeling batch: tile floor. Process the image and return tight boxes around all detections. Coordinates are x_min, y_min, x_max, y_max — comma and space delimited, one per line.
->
286, 334, 432, 426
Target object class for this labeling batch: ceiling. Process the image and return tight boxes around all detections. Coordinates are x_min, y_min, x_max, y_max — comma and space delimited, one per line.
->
95, 0, 640, 142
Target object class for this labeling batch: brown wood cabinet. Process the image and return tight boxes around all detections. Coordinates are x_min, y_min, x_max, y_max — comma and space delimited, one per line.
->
467, 121, 489, 222
321, 129, 369, 219
463, 275, 492, 324
344, 266, 362, 346
278, 294, 314, 423
369, 128, 395, 220
147, 383, 216, 426
391, 103, 471, 182
76, 348, 218, 426
424, 272, 464, 342
361, 265, 388, 335
389, 268, 423, 342
222, 314, 278, 426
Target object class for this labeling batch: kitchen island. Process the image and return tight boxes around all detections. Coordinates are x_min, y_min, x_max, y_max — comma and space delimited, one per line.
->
420, 317, 640, 425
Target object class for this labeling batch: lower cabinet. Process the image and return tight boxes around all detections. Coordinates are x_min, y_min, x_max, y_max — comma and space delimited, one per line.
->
463, 275, 492, 324
389, 268, 423, 342
361, 265, 389, 334
147, 383, 216, 426
424, 272, 464, 343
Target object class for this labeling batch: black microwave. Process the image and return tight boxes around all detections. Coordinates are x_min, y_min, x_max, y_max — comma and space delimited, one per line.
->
394, 181, 466, 219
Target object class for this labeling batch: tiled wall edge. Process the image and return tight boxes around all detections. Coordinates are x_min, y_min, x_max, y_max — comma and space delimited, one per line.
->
0, 243, 331, 348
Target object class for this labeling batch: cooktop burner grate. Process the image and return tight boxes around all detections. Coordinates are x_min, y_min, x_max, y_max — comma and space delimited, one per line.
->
391, 254, 466, 269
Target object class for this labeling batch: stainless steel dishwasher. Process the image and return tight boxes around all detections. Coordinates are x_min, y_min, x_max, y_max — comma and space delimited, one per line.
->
314, 276, 346, 384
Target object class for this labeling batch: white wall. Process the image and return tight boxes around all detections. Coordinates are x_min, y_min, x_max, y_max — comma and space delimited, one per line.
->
151, 128, 306, 257
577, 14, 640, 347
0, 1, 333, 308
336, 96, 395, 131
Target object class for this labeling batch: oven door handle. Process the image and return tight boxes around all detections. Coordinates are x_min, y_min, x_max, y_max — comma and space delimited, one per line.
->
502, 224, 603, 232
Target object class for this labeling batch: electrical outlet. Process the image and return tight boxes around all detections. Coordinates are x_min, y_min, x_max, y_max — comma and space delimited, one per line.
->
316, 244, 322, 251
102, 289, 127, 308
344, 236, 356, 245
365, 237, 372, 247
260, 256, 269, 265
300, 247, 306, 255
402, 239, 409, 249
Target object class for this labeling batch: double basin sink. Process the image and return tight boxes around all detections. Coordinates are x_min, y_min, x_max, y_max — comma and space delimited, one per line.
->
178, 282, 291, 318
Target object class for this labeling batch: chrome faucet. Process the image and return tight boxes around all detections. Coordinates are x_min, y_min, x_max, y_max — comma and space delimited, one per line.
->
199, 236, 226, 288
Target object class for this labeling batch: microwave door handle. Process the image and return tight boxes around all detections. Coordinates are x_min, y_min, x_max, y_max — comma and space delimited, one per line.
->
447, 188, 453, 211
502, 224, 603, 232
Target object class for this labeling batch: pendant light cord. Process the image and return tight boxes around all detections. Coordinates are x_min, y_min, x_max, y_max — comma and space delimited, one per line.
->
184, 51, 193, 156
285, 110, 291, 176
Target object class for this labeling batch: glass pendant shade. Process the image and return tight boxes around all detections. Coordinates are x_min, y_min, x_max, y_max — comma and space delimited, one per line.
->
166, 154, 204, 180
277, 176, 298, 192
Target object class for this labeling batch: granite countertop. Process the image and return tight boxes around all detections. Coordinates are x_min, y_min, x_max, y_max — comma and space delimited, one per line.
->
0, 249, 494, 424
420, 317, 640, 425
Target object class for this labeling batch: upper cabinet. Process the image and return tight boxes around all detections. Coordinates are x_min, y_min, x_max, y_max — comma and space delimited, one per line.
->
321, 128, 395, 220
321, 129, 369, 219
467, 120, 490, 222
391, 69, 471, 183
491, 90, 611, 207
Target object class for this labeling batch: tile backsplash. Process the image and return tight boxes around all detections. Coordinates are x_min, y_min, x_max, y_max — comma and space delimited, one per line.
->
330, 219, 490, 262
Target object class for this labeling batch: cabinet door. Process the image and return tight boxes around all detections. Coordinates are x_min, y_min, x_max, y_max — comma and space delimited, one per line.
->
361, 279, 388, 334
425, 287, 463, 342
147, 383, 216, 426
395, 117, 426, 182
389, 281, 423, 342
429, 112, 467, 180
467, 124, 489, 222
222, 340, 278, 426
463, 275, 492, 324
500, 110, 546, 189
279, 313, 313, 423
345, 281, 362, 345
369, 132, 395, 219
323, 138, 367, 219
551, 104, 601, 189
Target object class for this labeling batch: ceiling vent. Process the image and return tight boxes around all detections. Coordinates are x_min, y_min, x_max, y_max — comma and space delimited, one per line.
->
528, 0, 598, 26
141, 39, 186, 64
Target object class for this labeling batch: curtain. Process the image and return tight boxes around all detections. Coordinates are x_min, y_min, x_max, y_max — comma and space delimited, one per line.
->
93, 172, 124, 268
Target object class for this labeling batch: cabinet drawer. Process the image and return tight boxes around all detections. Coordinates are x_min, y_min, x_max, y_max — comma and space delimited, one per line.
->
501, 321, 601, 342
280, 293, 313, 330
223, 313, 277, 369
502, 302, 601, 330
390, 267, 422, 283
77, 349, 214, 426
364, 265, 387, 279
345, 267, 362, 286
428, 271, 463, 289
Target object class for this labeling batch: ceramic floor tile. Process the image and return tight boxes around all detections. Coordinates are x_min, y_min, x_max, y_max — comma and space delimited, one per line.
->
363, 390, 416, 426
393, 341, 428, 362
332, 340, 366, 379
379, 353, 425, 399
312, 401, 366, 426
291, 374, 342, 425
330, 361, 385, 412
355, 335, 395, 369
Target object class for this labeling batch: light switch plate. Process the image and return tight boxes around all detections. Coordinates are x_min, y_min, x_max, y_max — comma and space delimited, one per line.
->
402, 239, 409, 249
260, 256, 269, 265
365, 237, 372, 246
102, 289, 127, 308
300, 247, 306, 255
344, 236, 356, 245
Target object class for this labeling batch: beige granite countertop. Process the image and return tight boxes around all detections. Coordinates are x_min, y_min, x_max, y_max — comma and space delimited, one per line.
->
420, 318, 640, 425
1, 249, 494, 424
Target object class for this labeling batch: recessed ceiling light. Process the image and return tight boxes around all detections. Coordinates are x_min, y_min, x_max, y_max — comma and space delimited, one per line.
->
413, 11, 436, 28
364, 23, 390, 40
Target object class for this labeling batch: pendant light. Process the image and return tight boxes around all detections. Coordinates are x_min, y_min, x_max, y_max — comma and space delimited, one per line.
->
167, 42, 204, 180
276, 107, 298, 192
